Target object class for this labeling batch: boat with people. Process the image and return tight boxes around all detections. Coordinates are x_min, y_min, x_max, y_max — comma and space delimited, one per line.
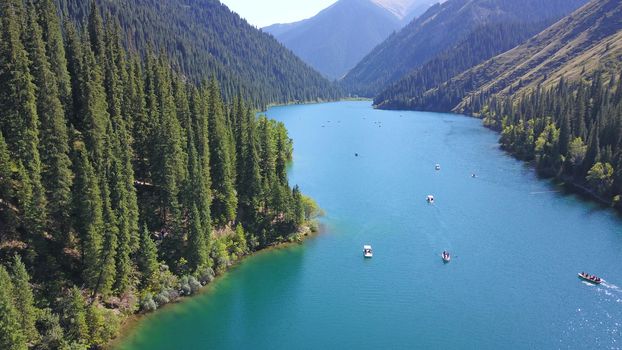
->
363, 245, 373, 258
427, 195, 434, 203
441, 251, 451, 263
578, 272, 602, 284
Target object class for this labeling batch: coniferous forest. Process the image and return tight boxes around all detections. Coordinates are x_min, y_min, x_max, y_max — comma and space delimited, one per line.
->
56, 0, 342, 108
479, 71, 622, 208
0, 1, 320, 349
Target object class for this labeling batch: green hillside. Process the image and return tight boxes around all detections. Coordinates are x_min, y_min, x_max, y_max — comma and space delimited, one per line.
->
58, 0, 342, 107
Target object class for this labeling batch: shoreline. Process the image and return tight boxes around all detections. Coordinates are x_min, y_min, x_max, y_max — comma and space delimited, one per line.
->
376, 103, 621, 214
262, 97, 371, 113
108, 222, 322, 349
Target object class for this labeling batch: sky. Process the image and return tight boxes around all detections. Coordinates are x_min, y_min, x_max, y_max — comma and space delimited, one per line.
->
220, 0, 338, 28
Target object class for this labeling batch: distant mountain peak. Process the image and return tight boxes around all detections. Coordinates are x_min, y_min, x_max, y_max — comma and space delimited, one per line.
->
371, 0, 435, 19
264, 0, 439, 79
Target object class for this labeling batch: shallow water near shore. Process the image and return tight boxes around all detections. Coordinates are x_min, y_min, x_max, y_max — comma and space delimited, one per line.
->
118, 101, 622, 349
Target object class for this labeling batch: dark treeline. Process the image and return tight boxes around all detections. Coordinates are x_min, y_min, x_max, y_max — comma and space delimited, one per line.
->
479, 70, 622, 207
0, 1, 319, 349
56, 0, 342, 108
373, 21, 550, 111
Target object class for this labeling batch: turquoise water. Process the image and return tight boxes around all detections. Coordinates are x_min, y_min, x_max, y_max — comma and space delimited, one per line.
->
119, 101, 622, 349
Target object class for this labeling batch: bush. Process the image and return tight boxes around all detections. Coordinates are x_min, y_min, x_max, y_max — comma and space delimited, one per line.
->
165, 288, 180, 302
140, 293, 157, 313
309, 220, 319, 233
211, 239, 231, 275
179, 276, 192, 296
153, 292, 170, 306
157, 265, 179, 291
248, 234, 260, 251
188, 276, 202, 294
86, 305, 120, 347
197, 267, 215, 285
302, 195, 323, 220
587, 162, 614, 196
36, 308, 65, 350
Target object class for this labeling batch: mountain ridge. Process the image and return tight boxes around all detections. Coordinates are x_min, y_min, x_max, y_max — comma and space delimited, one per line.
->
341, 0, 588, 97
418, 0, 622, 114
373, 20, 553, 110
263, 0, 437, 80
456, 0, 622, 112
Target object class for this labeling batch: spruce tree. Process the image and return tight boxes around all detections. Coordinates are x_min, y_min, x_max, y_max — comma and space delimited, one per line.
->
104, 31, 138, 292
190, 87, 212, 237
585, 123, 602, 176
87, 2, 105, 61
36, 0, 73, 115
239, 107, 262, 230
292, 185, 305, 226
24, 3, 73, 242
233, 98, 248, 195
137, 225, 159, 290
0, 265, 26, 350
207, 80, 237, 225
152, 57, 185, 227
258, 116, 276, 200
559, 113, 571, 159
9, 255, 38, 343
111, 151, 133, 294
61, 287, 89, 345
0, 132, 17, 235
127, 55, 150, 180
71, 139, 104, 290
64, 21, 85, 128
80, 41, 109, 173
95, 181, 119, 297
275, 122, 291, 185
187, 204, 208, 270
0, 0, 48, 257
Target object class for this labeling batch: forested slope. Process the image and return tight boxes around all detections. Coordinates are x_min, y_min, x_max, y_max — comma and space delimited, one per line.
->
58, 0, 341, 107
373, 21, 551, 110
341, 0, 587, 97
475, 0, 622, 209
0, 1, 319, 348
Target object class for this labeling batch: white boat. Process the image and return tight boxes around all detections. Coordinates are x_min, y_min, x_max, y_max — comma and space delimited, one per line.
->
363, 245, 373, 258
435, 164, 441, 170
427, 195, 435, 203
442, 251, 451, 263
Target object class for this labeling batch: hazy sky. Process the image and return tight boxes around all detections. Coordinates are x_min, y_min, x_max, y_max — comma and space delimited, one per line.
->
220, 0, 338, 28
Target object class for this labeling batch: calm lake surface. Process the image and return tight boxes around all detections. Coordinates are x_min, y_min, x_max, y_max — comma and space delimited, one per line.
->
118, 101, 622, 349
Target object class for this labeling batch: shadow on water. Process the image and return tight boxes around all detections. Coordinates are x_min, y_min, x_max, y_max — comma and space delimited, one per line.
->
120, 101, 622, 350
118, 245, 308, 350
